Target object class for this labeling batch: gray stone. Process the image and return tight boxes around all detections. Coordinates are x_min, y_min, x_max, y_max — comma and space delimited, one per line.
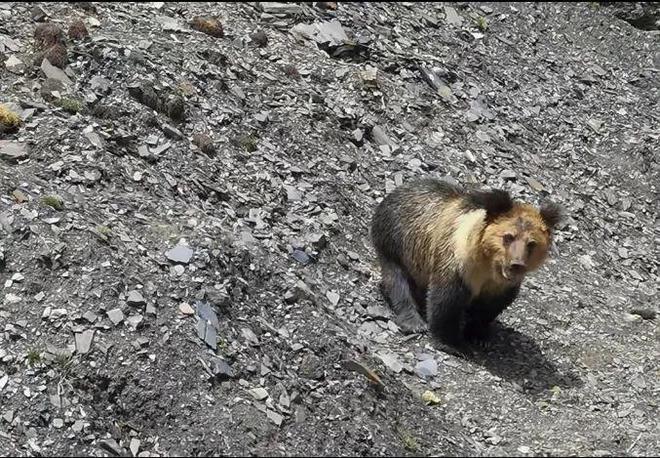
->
291, 249, 311, 264
130, 439, 140, 457
40, 78, 66, 101
267, 409, 283, 426
378, 352, 403, 373
415, 358, 437, 378
525, 176, 544, 192
371, 125, 392, 146
173, 264, 185, 276
258, 2, 302, 14
284, 185, 302, 201
211, 357, 233, 380
99, 439, 125, 456
107, 308, 124, 325
137, 145, 150, 159
82, 311, 98, 323
444, 6, 463, 26
90, 75, 110, 94
326, 291, 340, 307
197, 318, 217, 350
295, 406, 306, 423
31, 5, 48, 21
0, 141, 28, 163
0, 35, 20, 52
71, 420, 84, 433
165, 244, 193, 264
630, 308, 656, 320
5, 55, 24, 74
162, 123, 183, 140
152, 142, 171, 155
291, 19, 348, 47
249, 387, 269, 400
587, 118, 603, 133
196, 301, 219, 328
135, 337, 149, 348
501, 169, 517, 180
366, 305, 390, 320
157, 15, 186, 32
40, 58, 72, 86
352, 128, 364, 143
2, 410, 14, 423
126, 290, 146, 306
242, 327, 260, 345
85, 131, 104, 149
126, 314, 143, 329
75, 329, 94, 354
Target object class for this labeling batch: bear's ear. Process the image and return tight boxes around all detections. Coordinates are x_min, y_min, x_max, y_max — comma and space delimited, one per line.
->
539, 201, 564, 229
468, 189, 514, 220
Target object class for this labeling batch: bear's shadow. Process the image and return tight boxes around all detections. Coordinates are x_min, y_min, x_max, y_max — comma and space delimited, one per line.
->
465, 322, 583, 396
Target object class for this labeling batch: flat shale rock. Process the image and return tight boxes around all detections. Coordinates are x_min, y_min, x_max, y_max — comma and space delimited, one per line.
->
40, 57, 72, 85
0, 141, 28, 162
75, 330, 94, 354
415, 358, 437, 378
126, 290, 146, 306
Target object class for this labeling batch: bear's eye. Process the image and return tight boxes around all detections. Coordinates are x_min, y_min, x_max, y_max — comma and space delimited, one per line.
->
527, 241, 537, 252
503, 234, 515, 245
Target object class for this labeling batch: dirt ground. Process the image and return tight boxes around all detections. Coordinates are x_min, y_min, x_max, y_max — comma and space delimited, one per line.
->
1, 2, 658, 456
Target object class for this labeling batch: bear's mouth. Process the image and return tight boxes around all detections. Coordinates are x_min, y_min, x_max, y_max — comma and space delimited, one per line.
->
500, 264, 523, 283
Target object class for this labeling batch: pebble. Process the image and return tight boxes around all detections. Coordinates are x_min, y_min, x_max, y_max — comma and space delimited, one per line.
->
415, 358, 438, 378
291, 249, 311, 265
126, 290, 146, 306
166, 244, 194, 264
71, 420, 84, 433
326, 291, 340, 306
377, 352, 403, 373
211, 357, 233, 380
130, 438, 140, 457
249, 387, 269, 401
75, 330, 95, 354
266, 409, 283, 426
107, 308, 124, 325
0, 141, 29, 163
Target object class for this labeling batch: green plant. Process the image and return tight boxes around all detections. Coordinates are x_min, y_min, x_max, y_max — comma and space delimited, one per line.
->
397, 427, 419, 452
42, 195, 64, 210
27, 349, 41, 366
475, 16, 488, 31
238, 135, 258, 153
53, 352, 73, 370
96, 225, 111, 235
54, 97, 83, 114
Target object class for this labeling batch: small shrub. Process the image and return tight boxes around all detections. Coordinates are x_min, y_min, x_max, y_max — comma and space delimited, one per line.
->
0, 104, 22, 132
27, 349, 41, 366
54, 97, 83, 114
475, 16, 488, 31
42, 195, 64, 210
238, 135, 258, 153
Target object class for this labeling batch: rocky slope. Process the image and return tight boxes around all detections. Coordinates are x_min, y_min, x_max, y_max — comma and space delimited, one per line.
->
1, 2, 658, 456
